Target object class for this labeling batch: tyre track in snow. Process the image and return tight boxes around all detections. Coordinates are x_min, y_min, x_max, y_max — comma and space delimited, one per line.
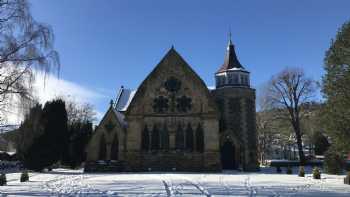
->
185, 179, 211, 197
180, 175, 211, 197
161, 174, 212, 197
162, 180, 172, 196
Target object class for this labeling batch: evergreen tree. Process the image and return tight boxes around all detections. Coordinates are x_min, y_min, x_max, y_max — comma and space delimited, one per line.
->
323, 21, 350, 153
24, 99, 68, 171
312, 131, 330, 155
324, 147, 344, 175
66, 121, 93, 168
17, 104, 43, 160
43, 99, 69, 163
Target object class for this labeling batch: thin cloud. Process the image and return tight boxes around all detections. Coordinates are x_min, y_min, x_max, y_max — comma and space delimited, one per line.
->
33, 72, 106, 104
4, 72, 106, 126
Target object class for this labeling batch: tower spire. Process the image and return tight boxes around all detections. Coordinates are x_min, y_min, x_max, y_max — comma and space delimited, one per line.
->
216, 32, 248, 75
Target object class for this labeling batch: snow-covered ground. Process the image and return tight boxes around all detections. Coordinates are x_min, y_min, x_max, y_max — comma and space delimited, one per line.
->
1, 167, 350, 196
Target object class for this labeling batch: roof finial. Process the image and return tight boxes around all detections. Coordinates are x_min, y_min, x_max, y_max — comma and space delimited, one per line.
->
110, 99, 114, 106
228, 27, 233, 45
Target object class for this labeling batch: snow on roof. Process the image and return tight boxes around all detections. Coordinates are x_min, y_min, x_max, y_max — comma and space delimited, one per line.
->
207, 86, 215, 90
227, 67, 248, 72
115, 87, 136, 112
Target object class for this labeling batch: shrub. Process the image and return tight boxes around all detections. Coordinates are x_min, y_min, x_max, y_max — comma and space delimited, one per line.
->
344, 171, 350, 185
0, 173, 6, 186
313, 131, 330, 155
286, 166, 292, 174
313, 167, 321, 179
20, 171, 29, 182
276, 166, 282, 173
324, 148, 344, 174
298, 166, 305, 177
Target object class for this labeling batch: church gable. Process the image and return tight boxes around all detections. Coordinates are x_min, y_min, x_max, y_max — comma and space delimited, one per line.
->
126, 48, 217, 116
86, 105, 125, 161
98, 105, 126, 132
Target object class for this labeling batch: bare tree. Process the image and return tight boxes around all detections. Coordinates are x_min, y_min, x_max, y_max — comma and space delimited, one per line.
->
62, 98, 96, 124
256, 103, 295, 162
265, 67, 316, 165
0, 0, 59, 125
257, 111, 275, 164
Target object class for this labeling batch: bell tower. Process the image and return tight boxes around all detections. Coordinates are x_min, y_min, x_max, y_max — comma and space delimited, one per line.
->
213, 35, 259, 171
215, 36, 250, 88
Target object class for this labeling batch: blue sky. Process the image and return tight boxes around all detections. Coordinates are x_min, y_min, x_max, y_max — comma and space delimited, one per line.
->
29, 0, 350, 119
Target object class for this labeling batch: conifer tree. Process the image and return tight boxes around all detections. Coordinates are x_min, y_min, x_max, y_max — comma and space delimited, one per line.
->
24, 99, 68, 171
323, 21, 350, 153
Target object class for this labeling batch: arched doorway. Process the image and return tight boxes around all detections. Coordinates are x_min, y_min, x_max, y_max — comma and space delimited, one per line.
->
98, 134, 107, 160
110, 133, 119, 160
221, 140, 236, 169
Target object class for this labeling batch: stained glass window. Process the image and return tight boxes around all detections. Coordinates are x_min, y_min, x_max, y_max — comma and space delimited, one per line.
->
141, 126, 150, 151
176, 96, 192, 113
196, 125, 204, 153
175, 125, 184, 150
151, 125, 160, 150
153, 96, 169, 113
186, 124, 194, 151
160, 125, 169, 150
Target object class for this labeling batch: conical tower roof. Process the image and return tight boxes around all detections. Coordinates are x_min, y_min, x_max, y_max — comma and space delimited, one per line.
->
216, 38, 245, 73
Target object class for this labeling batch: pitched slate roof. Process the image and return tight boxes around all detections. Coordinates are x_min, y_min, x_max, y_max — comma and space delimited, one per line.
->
115, 86, 137, 112
216, 39, 245, 73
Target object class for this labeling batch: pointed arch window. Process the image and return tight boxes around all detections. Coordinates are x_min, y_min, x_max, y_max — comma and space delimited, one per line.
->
185, 124, 194, 151
141, 126, 150, 151
160, 124, 169, 150
110, 133, 119, 160
175, 125, 184, 150
98, 133, 107, 160
151, 125, 160, 150
196, 124, 204, 153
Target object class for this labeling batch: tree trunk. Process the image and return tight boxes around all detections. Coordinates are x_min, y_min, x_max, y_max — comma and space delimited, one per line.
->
293, 122, 306, 165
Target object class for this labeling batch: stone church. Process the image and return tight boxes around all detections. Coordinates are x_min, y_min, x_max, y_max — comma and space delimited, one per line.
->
86, 38, 259, 172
